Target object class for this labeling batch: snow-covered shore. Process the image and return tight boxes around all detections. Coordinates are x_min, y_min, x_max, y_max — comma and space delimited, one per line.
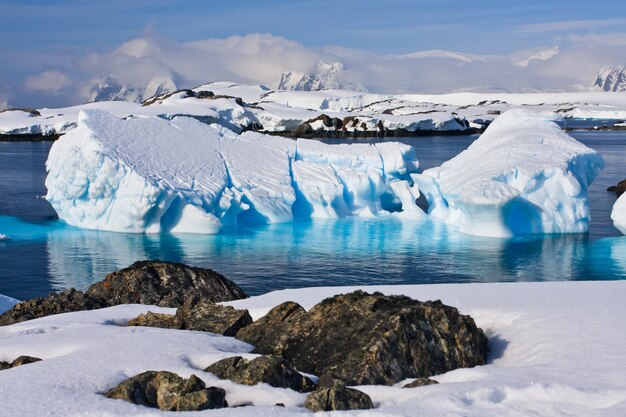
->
1, 82, 626, 138
1, 280, 625, 416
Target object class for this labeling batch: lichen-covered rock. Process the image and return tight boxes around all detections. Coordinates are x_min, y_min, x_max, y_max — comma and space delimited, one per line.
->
304, 381, 373, 412
607, 178, 626, 196
403, 378, 439, 388
126, 296, 252, 336
88, 260, 247, 307
175, 296, 253, 336
127, 311, 177, 328
204, 355, 315, 392
0, 355, 42, 371
236, 290, 488, 385
105, 371, 227, 411
0, 289, 104, 326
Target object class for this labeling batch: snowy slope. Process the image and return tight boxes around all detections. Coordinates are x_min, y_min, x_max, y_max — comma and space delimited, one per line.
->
1, 281, 625, 416
86, 75, 177, 103
277, 61, 367, 92
413, 109, 604, 237
594, 65, 626, 92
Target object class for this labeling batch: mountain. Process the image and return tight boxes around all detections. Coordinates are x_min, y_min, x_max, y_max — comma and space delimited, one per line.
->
594, 66, 626, 92
277, 62, 367, 92
86, 75, 177, 103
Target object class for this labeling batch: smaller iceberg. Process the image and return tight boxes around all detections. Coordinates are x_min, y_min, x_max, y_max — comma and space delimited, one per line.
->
0, 234, 9, 241
612, 193, 626, 235
412, 109, 605, 237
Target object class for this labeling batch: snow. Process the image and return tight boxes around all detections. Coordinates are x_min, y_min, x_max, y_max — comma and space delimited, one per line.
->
45, 110, 419, 233
0, 234, 9, 241
413, 109, 605, 237
612, 193, 626, 234
1, 281, 625, 416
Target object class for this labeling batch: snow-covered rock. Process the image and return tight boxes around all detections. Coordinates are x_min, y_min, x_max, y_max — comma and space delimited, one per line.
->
86, 75, 177, 103
413, 109, 605, 237
612, 193, 626, 234
45, 110, 419, 233
594, 65, 626, 92
277, 61, 366, 92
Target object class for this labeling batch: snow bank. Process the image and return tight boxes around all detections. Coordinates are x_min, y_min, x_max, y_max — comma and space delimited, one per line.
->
1, 281, 625, 416
413, 109, 605, 237
612, 193, 626, 234
46, 110, 419, 233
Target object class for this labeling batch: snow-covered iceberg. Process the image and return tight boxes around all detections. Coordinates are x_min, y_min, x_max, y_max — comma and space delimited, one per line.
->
612, 194, 626, 234
413, 109, 605, 237
45, 110, 419, 233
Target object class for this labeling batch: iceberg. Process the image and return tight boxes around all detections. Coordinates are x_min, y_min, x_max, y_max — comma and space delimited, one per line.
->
45, 110, 419, 233
412, 109, 605, 237
612, 193, 626, 234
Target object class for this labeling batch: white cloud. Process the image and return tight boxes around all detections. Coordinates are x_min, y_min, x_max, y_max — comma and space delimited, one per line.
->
24, 71, 71, 93
517, 18, 626, 33
0, 100, 8, 111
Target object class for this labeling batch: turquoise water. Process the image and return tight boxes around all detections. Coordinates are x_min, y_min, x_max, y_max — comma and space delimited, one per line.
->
1, 133, 625, 300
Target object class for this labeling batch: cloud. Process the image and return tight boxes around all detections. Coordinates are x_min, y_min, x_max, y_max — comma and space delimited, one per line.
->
24, 71, 71, 93
568, 32, 626, 46
0, 100, 8, 111
517, 18, 626, 34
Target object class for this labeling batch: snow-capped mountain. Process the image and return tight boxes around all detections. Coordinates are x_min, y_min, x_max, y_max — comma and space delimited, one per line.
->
86, 75, 177, 103
594, 66, 626, 92
277, 62, 367, 92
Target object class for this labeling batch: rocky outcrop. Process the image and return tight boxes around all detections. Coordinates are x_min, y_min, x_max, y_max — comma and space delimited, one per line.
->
0, 356, 42, 371
127, 296, 253, 337
304, 380, 373, 412
403, 378, 439, 388
0, 261, 247, 325
0, 289, 104, 326
105, 371, 227, 411
204, 355, 315, 392
607, 178, 626, 197
236, 291, 488, 385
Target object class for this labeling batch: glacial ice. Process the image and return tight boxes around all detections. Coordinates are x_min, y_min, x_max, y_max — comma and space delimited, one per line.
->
412, 109, 605, 237
46, 110, 420, 233
612, 193, 626, 234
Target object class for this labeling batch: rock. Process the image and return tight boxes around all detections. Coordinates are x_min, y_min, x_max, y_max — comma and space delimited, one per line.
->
293, 122, 313, 137
87, 260, 247, 308
607, 179, 626, 196
0, 356, 42, 371
204, 355, 315, 392
127, 311, 177, 328
1, 261, 246, 326
304, 383, 373, 412
105, 370, 227, 411
236, 291, 488, 385
402, 378, 439, 388
175, 296, 253, 336
0, 289, 104, 326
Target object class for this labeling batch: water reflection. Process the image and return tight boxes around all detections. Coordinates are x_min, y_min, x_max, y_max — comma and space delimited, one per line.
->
34, 216, 625, 296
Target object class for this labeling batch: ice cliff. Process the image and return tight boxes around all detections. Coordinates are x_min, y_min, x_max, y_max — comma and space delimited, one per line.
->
412, 109, 605, 237
612, 194, 626, 235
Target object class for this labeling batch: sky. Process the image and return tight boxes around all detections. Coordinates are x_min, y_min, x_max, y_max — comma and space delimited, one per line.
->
1, 0, 625, 107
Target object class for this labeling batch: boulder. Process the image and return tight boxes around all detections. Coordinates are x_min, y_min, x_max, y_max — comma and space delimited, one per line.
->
403, 378, 439, 388
105, 371, 227, 411
88, 261, 247, 307
0, 289, 104, 326
0, 356, 42, 371
236, 290, 488, 385
204, 355, 315, 392
0, 261, 247, 326
175, 296, 252, 336
127, 296, 253, 337
304, 380, 373, 412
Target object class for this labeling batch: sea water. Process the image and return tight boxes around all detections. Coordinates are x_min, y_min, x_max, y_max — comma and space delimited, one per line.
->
0, 132, 625, 300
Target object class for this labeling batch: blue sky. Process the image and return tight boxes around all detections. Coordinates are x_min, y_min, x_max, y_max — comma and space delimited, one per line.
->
1, 0, 625, 106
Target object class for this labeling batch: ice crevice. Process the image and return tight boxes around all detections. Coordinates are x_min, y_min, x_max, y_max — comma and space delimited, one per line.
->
45, 109, 604, 237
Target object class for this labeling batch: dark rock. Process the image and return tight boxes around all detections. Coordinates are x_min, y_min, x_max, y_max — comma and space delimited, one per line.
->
293, 122, 313, 137
127, 311, 178, 328
0, 289, 104, 326
241, 121, 264, 132
0, 356, 42, 371
175, 296, 252, 336
236, 291, 488, 385
304, 384, 373, 412
234, 97, 244, 106
205, 355, 315, 392
402, 378, 439, 388
607, 179, 626, 196
195, 90, 215, 99
105, 370, 227, 411
87, 260, 247, 308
